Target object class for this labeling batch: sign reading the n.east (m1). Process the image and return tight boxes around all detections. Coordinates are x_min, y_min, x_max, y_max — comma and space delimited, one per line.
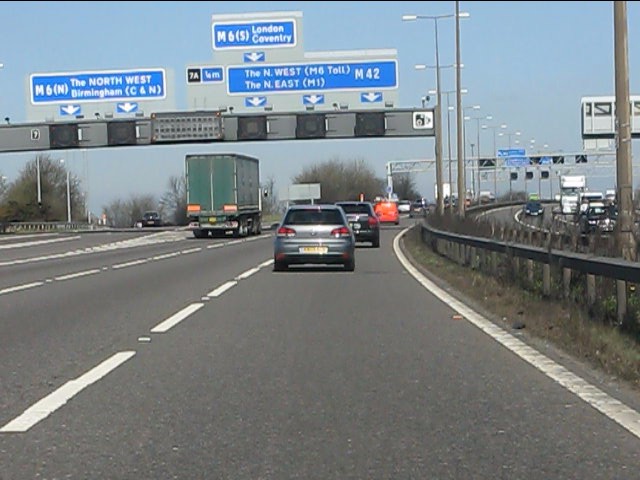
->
212, 19, 296, 50
30, 69, 166, 104
227, 60, 397, 95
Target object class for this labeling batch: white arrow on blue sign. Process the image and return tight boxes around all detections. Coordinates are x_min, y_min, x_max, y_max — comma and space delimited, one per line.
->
361, 92, 382, 103
243, 52, 265, 63
59, 105, 81, 116
244, 96, 267, 107
116, 102, 139, 113
302, 94, 324, 105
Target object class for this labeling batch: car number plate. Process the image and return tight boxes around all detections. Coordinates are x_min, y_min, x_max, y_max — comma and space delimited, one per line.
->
350, 222, 360, 230
300, 246, 328, 254
208, 217, 217, 223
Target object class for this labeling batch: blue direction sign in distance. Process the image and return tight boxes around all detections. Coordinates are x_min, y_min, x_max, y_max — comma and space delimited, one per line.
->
213, 19, 296, 50
30, 69, 166, 104
227, 60, 398, 95
497, 148, 526, 157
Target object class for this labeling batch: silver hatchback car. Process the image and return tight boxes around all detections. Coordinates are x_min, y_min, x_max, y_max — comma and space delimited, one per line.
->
273, 204, 356, 271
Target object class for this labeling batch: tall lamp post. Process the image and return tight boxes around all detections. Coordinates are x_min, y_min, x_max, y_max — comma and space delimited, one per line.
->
462, 105, 481, 195
59, 159, 71, 223
467, 114, 493, 196
403, 11, 469, 215
429, 88, 468, 201
482, 123, 507, 198
499, 131, 521, 200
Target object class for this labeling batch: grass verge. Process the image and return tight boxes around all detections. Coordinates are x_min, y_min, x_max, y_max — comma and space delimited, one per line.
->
401, 226, 640, 390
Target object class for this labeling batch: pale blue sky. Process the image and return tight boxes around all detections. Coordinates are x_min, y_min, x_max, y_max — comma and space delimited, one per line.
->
0, 1, 638, 212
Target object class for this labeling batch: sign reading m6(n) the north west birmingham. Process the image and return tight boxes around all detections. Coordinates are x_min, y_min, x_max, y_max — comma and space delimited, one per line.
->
212, 18, 296, 50
30, 69, 166, 104
226, 60, 397, 95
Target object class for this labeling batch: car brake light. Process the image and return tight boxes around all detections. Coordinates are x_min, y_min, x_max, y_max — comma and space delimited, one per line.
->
368, 216, 379, 226
330, 226, 351, 237
277, 226, 296, 237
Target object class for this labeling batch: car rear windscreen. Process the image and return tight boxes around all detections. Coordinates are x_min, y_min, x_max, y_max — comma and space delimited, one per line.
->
285, 209, 344, 225
337, 204, 371, 214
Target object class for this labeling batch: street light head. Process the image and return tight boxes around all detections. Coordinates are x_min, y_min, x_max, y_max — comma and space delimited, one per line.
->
464, 116, 470, 121
414, 64, 427, 70
500, 124, 507, 129
486, 115, 493, 120
515, 131, 521, 136
471, 105, 480, 110
402, 14, 418, 21
458, 12, 471, 18
460, 89, 468, 94
428, 89, 437, 95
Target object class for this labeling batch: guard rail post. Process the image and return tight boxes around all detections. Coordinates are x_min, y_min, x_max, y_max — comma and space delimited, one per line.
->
617, 280, 627, 323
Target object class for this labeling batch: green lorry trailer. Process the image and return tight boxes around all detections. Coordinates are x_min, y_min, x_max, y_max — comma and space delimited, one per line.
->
186, 153, 263, 238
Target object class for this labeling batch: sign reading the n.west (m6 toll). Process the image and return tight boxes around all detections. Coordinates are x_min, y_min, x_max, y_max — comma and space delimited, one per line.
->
30, 69, 166, 104
212, 19, 296, 50
227, 60, 397, 95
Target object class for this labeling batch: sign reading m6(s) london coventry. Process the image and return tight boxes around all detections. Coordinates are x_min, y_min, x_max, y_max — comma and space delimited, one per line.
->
30, 69, 166, 104
227, 60, 397, 95
212, 18, 296, 50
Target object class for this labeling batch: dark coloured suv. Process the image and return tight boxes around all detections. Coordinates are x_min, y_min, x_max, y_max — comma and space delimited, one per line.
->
336, 201, 380, 248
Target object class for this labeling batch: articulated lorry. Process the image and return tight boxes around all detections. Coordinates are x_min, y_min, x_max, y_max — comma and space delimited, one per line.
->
186, 153, 262, 238
559, 175, 586, 215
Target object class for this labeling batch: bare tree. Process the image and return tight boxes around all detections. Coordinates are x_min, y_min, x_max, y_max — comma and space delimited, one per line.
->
261, 175, 281, 216
102, 194, 157, 227
160, 175, 188, 226
292, 157, 384, 203
392, 173, 422, 201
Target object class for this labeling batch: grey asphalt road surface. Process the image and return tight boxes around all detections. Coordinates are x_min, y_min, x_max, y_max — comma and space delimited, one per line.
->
0, 221, 638, 479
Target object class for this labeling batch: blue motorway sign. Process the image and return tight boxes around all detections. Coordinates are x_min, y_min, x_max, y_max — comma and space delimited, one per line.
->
302, 94, 324, 105
30, 69, 166, 105
497, 148, 525, 158
116, 102, 139, 114
227, 60, 398, 95
213, 20, 296, 50
245, 96, 267, 107
361, 92, 382, 103
505, 156, 531, 167
244, 52, 265, 63
202, 67, 224, 83
59, 105, 81, 116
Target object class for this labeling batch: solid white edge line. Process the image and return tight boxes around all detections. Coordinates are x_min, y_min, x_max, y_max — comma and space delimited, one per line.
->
0, 281, 44, 295
150, 303, 204, 333
258, 259, 274, 268
0, 351, 136, 433
207, 280, 238, 298
112, 259, 148, 270
54, 269, 101, 281
0, 236, 80, 250
393, 227, 640, 440
236, 267, 260, 280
